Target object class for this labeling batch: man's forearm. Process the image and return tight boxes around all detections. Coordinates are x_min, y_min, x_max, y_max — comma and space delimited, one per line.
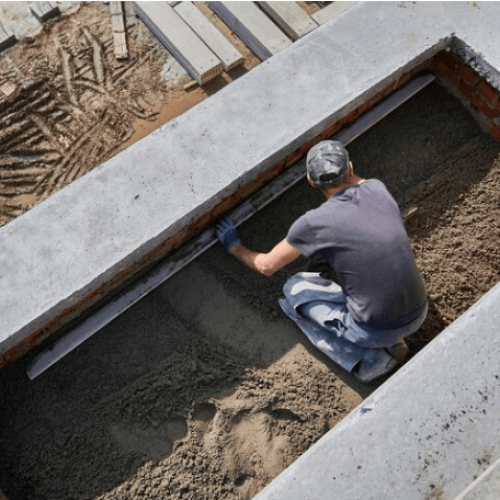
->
229, 239, 301, 277
230, 243, 273, 276
216, 219, 301, 275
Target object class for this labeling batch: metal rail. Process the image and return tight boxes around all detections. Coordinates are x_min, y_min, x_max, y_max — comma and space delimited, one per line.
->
26, 72, 435, 379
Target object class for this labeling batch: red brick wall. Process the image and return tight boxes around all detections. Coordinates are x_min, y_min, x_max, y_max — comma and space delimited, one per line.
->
431, 50, 500, 141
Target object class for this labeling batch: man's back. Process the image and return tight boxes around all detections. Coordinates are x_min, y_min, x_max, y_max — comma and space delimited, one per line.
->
287, 179, 427, 329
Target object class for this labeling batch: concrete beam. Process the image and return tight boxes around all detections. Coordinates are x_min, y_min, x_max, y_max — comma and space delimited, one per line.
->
29, 2, 60, 23
174, 1, 244, 72
1, 3, 500, 367
259, 2, 318, 41
311, 1, 357, 25
0, 22, 16, 51
134, 2, 223, 85
208, 1, 292, 60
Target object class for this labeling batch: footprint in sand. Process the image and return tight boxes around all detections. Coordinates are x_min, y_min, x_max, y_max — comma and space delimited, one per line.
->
218, 408, 296, 498
109, 417, 187, 462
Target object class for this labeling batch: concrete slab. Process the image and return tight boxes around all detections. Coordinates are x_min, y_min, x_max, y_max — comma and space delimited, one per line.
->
254, 282, 500, 500
174, 1, 244, 72
454, 456, 500, 500
311, 1, 357, 25
1, 2, 500, 367
259, 2, 318, 41
0, 2, 78, 39
29, 2, 60, 23
0, 22, 16, 51
208, 1, 292, 60
134, 2, 223, 85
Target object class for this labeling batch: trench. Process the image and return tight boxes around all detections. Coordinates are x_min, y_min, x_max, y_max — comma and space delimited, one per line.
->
0, 81, 500, 500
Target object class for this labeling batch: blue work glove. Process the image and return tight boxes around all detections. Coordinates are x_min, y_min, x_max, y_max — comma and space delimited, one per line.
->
216, 219, 241, 253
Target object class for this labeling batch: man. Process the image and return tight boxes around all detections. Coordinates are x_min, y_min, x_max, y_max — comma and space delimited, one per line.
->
216, 140, 427, 382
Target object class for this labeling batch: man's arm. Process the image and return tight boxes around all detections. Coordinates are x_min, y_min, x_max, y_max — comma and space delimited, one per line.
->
230, 239, 301, 276
216, 219, 301, 276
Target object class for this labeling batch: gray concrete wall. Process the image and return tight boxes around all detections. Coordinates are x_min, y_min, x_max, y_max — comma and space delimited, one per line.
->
1, 2, 500, 363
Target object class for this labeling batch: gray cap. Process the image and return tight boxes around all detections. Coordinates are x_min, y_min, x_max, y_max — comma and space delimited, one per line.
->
306, 140, 349, 186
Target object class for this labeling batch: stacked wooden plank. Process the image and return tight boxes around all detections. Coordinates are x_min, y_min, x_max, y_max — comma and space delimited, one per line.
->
29, 1, 60, 23
0, 22, 16, 51
110, 1, 128, 59
312, 1, 357, 25
134, 2, 223, 85
174, 2, 244, 72
259, 2, 317, 41
208, 1, 292, 61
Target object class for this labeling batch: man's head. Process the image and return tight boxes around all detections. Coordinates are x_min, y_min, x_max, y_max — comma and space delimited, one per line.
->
306, 140, 350, 187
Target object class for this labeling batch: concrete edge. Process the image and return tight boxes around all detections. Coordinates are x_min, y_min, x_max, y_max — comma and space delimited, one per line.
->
453, 455, 500, 500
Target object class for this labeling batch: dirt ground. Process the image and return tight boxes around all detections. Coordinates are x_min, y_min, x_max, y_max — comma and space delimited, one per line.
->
0, 1, 324, 227
0, 1, 262, 226
1, 3, 500, 500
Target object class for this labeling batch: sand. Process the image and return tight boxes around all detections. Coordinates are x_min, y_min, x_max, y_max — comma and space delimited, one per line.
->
1, 4, 500, 500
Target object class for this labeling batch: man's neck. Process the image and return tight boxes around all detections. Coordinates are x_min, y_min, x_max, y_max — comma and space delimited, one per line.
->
322, 175, 366, 198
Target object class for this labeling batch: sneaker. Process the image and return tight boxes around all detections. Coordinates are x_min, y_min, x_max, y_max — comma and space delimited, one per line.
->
385, 338, 409, 364
354, 349, 397, 382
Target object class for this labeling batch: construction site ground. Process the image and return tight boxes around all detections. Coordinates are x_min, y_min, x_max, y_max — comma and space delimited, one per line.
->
0, 1, 323, 226
2, 77, 500, 499
1, 3, 500, 500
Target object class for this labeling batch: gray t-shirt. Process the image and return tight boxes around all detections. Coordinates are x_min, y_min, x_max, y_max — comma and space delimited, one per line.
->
286, 179, 427, 329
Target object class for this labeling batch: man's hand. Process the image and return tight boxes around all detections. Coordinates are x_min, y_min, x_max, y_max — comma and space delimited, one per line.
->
216, 219, 241, 253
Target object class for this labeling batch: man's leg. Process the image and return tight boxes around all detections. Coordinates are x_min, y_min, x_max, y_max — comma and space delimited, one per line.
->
280, 273, 397, 381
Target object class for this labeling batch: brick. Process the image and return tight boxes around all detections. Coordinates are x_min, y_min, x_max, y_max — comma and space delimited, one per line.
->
470, 92, 486, 112
433, 50, 458, 70
459, 82, 475, 102
490, 126, 500, 141
458, 66, 477, 86
477, 80, 500, 103
318, 121, 341, 140
481, 104, 500, 119
433, 60, 455, 81
337, 110, 359, 129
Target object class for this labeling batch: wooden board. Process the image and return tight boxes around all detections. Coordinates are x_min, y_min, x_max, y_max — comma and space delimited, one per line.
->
174, 2, 244, 71
311, 1, 357, 25
113, 32, 128, 60
111, 11, 125, 34
29, 1, 60, 23
110, 2, 128, 59
208, 1, 291, 61
259, 1, 317, 41
0, 22, 16, 51
134, 2, 223, 85
109, 1, 123, 15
